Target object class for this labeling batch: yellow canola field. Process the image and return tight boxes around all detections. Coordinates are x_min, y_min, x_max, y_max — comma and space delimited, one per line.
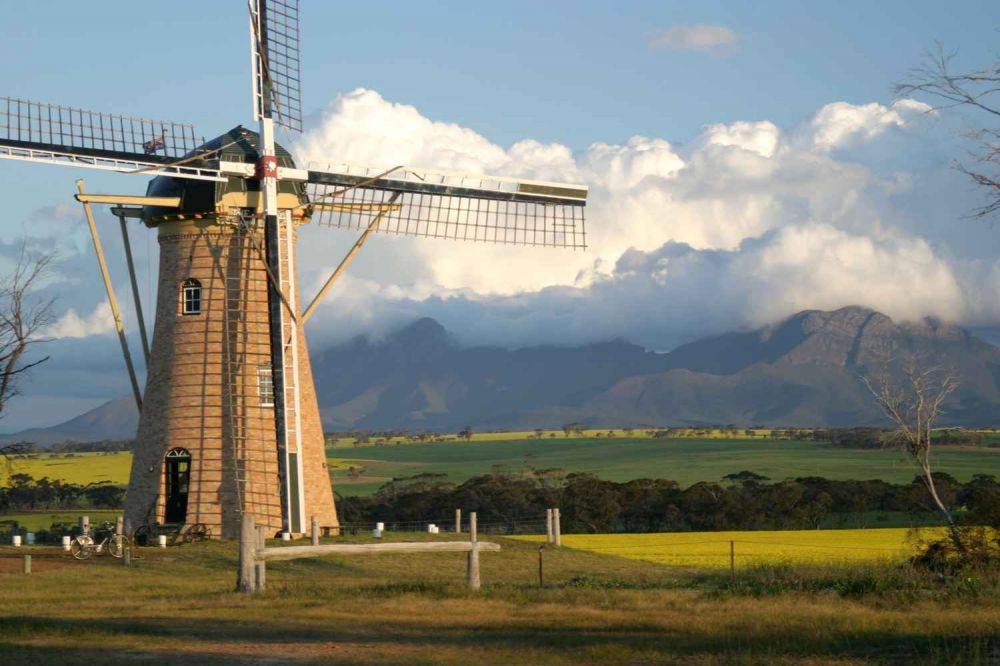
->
514, 527, 937, 569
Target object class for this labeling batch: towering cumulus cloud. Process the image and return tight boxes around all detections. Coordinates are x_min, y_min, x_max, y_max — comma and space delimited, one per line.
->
292, 89, 999, 350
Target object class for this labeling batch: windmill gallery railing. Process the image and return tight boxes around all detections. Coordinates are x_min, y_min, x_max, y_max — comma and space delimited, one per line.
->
236, 512, 501, 593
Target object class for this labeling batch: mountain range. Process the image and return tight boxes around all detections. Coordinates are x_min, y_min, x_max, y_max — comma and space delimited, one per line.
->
7, 306, 1000, 443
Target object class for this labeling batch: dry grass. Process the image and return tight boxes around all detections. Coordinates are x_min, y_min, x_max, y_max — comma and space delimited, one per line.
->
0, 534, 996, 664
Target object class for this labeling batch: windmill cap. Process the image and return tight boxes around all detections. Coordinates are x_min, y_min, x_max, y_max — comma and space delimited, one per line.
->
142, 126, 306, 221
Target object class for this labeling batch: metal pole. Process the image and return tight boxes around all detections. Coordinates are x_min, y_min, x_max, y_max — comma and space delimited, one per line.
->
255, 525, 267, 591
545, 508, 553, 544
301, 192, 402, 324
76, 180, 143, 412
116, 211, 150, 364
538, 545, 544, 587
553, 508, 561, 547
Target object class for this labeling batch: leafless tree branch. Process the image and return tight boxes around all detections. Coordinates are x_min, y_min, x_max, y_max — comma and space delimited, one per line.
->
0, 244, 55, 417
863, 354, 963, 551
895, 43, 1000, 220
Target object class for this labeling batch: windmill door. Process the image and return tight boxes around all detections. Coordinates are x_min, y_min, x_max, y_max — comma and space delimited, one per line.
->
164, 448, 191, 524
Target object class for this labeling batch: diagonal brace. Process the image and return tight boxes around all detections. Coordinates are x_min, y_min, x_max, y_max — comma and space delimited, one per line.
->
301, 191, 401, 324
75, 180, 143, 412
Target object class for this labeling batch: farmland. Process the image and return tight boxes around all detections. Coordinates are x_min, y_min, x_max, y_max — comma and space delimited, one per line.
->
514, 527, 931, 569
328, 437, 999, 495
0, 531, 996, 664
3, 437, 999, 496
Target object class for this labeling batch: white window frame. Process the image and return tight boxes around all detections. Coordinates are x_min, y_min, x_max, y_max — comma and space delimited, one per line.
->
257, 365, 275, 407
181, 279, 202, 315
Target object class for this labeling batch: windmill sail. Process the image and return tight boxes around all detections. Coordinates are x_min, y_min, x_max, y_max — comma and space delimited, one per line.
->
306, 162, 588, 248
250, 0, 303, 132
0, 96, 222, 181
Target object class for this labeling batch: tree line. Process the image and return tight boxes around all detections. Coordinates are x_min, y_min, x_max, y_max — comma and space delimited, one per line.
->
0, 473, 125, 511
336, 470, 1000, 534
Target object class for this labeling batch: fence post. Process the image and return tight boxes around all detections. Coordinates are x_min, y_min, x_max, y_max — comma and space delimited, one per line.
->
79, 515, 89, 537
123, 541, 131, 567
545, 508, 553, 544
466, 512, 480, 590
256, 526, 268, 591
22, 554, 30, 575
115, 515, 124, 537
237, 513, 257, 593
553, 508, 561, 547
455, 509, 461, 534
311, 516, 319, 546
730, 540, 736, 584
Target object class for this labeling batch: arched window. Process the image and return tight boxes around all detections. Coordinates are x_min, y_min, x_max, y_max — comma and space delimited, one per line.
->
181, 279, 202, 315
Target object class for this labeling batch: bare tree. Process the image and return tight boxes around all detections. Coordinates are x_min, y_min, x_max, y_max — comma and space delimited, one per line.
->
0, 247, 55, 418
863, 357, 963, 550
895, 45, 999, 220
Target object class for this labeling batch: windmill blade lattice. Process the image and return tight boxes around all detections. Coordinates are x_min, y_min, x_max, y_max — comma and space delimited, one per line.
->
250, 0, 303, 132
306, 163, 588, 248
0, 96, 223, 181
1, 96, 201, 157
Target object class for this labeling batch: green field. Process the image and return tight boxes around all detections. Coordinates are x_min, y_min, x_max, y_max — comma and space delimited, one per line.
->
0, 532, 996, 664
2, 452, 130, 486
4, 439, 999, 497
329, 437, 1000, 495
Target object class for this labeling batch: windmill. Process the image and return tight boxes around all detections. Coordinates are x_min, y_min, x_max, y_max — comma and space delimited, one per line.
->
0, 1, 587, 539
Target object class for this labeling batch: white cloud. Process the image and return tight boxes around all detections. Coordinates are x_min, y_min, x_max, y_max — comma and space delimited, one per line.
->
647, 24, 741, 53
293, 88, 1000, 352
805, 99, 933, 151
46, 302, 115, 339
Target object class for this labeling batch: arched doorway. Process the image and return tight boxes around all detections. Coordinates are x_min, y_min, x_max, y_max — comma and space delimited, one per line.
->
164, 448, 191, 524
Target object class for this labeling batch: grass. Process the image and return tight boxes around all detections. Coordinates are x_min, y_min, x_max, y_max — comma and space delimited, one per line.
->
513, 528, 939, 569
0, 511, 119, 532
328, 437, 1000, 495
0, 532, 996, 664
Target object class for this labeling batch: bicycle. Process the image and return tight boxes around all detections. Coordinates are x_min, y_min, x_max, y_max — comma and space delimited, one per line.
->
70, 521, 127, 560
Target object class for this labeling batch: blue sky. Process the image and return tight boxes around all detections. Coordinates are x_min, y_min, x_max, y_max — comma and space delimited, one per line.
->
0, 1, 998, 430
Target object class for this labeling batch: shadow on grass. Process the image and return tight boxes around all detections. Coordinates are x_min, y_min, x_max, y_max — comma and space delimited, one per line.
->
1, 613, 997, 665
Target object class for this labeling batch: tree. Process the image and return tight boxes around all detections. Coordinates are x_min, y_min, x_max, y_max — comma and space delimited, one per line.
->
0, 248, 54, 417
895, 45, 999, 219
863, 357, 963, 550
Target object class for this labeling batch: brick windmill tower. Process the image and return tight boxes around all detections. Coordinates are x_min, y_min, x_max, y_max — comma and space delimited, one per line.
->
0, 1, 588, 539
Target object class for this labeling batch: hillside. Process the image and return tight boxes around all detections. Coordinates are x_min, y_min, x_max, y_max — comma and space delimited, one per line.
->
8, 306, 1000, 442
314, 306, 1000, 430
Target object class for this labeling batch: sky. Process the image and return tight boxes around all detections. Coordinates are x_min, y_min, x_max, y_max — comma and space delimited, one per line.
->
0, 1, 998, 430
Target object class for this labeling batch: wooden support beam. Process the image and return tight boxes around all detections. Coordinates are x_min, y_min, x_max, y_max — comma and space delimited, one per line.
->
76, 180, 143, 413
257, 540, 500, 562
74, 193, 181, 207
301, 191, 401, 324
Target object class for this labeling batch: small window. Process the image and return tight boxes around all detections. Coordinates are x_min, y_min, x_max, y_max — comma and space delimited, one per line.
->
181, 279, 201, 315
258, 365, 275, 407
